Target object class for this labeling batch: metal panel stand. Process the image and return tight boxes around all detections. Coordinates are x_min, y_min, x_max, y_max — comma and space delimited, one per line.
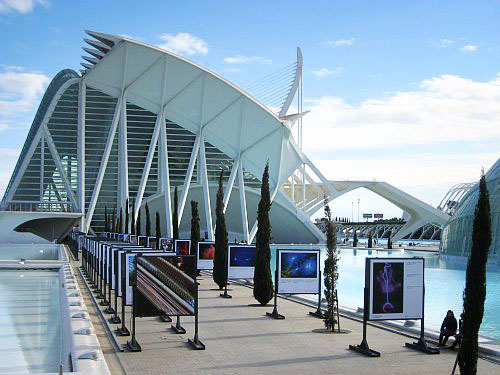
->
188, 281, 205, 350
171, 316, 186, 334
405, 282, 440, 354
309, 270, 324, 318
266, 268, 285, 319
127, 270, 141, 351
160, 314, 172, 322
349, 285, 380, 357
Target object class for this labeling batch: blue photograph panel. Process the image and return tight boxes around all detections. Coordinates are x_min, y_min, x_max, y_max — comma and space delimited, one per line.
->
228, 245, 256, 279
230, 246, 256, 267
280, 252, 317, 278
277, 249, 320, 294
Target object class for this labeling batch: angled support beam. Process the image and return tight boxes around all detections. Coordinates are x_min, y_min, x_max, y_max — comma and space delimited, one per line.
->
159, 108, 173, 237
199, 135, 214, 241
118, 43, 129, 216
158, 56, 173, 237
223, 156, 240, 212
249, 133, 286, 244
201, 95, 242, 132
43, 124, 78, 209
238, 161, 249, 243
302, 154, 337, 199
40, 135, 45, 201
177, 134, 201, 224
134, 113, 162, 219
302, 164, 306, 211
85, 95, 123, 232
123, 55, 164, 96
78, 80, 86, 228
118, 98, 129, 210
2, 124, 43, 206
240, 126, 282, 156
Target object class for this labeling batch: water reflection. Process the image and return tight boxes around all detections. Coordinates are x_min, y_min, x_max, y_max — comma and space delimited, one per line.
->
270, 245, 499, 340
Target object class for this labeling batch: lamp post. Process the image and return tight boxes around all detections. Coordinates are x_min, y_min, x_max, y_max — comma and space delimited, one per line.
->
351, 201, 354, 223
357, 198, 360, 222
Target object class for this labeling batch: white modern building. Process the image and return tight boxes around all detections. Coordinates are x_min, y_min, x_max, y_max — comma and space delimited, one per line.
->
0, 31, 450, 244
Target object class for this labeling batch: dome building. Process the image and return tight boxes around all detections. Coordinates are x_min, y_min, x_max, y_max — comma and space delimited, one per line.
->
440, 158, 500, 261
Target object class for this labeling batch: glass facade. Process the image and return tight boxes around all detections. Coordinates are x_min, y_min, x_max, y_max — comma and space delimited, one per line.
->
5, 72, 79, 212
440, 158, 500, 259
1, 70, 263, 231
86, 87, 261, 231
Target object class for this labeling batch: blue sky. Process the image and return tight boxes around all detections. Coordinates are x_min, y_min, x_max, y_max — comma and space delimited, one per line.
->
0, 0, 499, 220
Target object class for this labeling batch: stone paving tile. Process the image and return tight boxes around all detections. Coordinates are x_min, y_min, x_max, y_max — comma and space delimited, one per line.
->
97, 275, 498, 374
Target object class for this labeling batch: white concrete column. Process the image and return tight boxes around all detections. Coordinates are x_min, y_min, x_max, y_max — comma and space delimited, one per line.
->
238, 161, 249, 243
77, 80, 86, 228
159, 109, 173, 237
118, 98, 129, 215
223, 156, 239, 212
199, 136, 214, 241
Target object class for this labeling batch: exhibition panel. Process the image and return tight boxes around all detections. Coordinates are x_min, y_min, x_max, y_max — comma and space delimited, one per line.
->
175, 240, 191, 256
368, 258, 424, 321
136, 255, 197, 316
228, 245, 256, 279
197, 242, 215, 270
277, 249, 321, 294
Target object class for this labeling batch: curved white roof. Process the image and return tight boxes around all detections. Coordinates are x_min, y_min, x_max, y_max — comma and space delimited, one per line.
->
81, 31, 304, 191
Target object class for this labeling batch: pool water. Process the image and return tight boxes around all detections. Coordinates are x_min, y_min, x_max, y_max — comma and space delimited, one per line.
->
270, 246, 500, 340
0, 270, 62, 374
0, 246, 60, 261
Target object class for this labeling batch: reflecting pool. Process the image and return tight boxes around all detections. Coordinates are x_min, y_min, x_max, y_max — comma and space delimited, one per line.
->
270, 246, 500, 340
0, 270, 62, 374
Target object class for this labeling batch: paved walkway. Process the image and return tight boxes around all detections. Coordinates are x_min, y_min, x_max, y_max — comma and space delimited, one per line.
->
80, 271, 498, 375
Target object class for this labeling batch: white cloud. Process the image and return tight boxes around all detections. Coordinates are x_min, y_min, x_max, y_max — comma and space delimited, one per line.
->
157, 32, 208, 56
437, 38, 454, 48
223, 67, 242, 73
223, 55, 272, 64
0, 69, 50, 117
302, 73, 500, 208
0, 0, 46, 14
303, 73, 500, 152
327, 38, 355, 47
0, 147, 19, 158
313, 67, 343, 78
460, 44, 477, 52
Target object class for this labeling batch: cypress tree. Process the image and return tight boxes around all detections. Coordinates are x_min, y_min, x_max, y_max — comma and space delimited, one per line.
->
387, 231, 392, 249
104, 206, 108, 232
368, 232, 373, 248
145, 203, 151, 237
173, 187, 179, 240
190, 200, 200, 256
213, 171, 228, 289
137, 209, 141, 236
112, 207, 116, 233
253, 162, 274, 305
353, 230, 358, 247
155, 211, 161, 248
458, 172, 491, 375
131, 200, 136, 235
125, 198, 129, 234
323, 197, 338, 331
